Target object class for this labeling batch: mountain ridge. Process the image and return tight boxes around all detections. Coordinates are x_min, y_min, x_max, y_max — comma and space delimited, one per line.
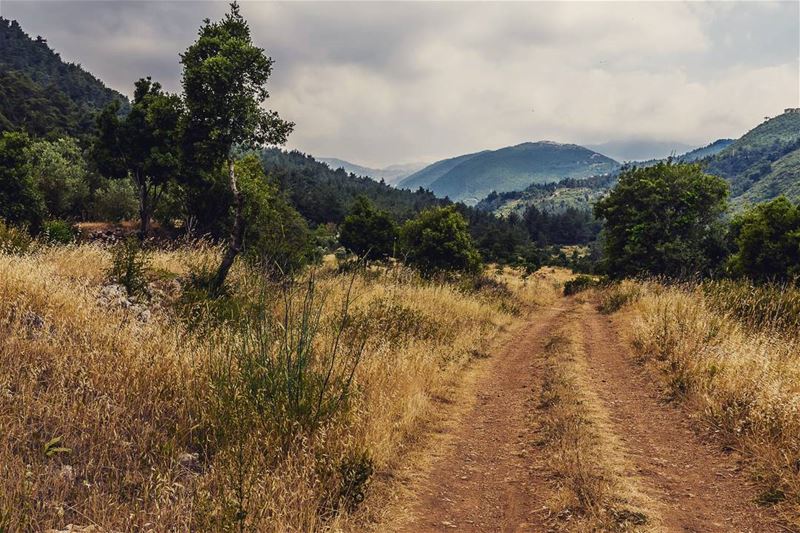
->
0, 17, 128, 137
399, 141, 620, 205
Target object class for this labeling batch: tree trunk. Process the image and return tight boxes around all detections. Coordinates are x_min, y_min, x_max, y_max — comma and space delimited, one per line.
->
138, 183, 150, 241
211, 158, 243, 294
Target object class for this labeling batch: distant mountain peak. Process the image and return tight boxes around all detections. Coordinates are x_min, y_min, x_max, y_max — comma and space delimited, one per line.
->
399, 142, 619, 205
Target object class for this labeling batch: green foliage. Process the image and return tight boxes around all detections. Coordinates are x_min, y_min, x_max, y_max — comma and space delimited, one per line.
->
92, 178, 138, 222
208, 275, 365, 447
0, 18, 127, 137
336, 452, 374, 513
108, 237, 150, 297
26, 137, 90, 219
594, 162, 729, 279
237, 155, 311, 275
0, 131, 44, 231
704, 112, 800, 201
728, 196, 800, 282
261, 148, 444, 227
522, 205, 601, 246
339, 196, 397, 260
563, 275, 601, 296
400, 205, 482, 276
734, 148, 800, 209
92, 78, 183, 236
42, 436, 71, 458
0, 219, 33, 254
181, 2, 292, 172
41, 220, 75, 244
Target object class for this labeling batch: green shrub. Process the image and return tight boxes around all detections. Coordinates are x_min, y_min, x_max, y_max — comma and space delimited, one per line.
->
41, 220, 76, 244
399, 205, 481, 276
594, 161, 728, 279
727, 196, 800, 283
208, 274, 366, 450
339, 196, 397, 260
92, 178, 138, 222
108, 237, 150, 297
563, 275, 601, 296
0, 219, 33, 254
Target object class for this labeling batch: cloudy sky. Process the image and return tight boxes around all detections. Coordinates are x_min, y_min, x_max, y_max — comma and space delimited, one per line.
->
3, 1, 799, 165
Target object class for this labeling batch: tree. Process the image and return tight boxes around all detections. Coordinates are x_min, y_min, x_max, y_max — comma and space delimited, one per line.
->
594, 161, 729, 279
92, 77, 183, 238
339, 196, 397, 260
26, 137, 90, 219
728, 196, 800, 282
400, 205, 482, 276
181, 2, 293, 292
0, 131, 44, 231
236, 154, 310, 276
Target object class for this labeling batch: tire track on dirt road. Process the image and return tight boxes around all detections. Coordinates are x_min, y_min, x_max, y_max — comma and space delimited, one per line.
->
391, 298, 784, 532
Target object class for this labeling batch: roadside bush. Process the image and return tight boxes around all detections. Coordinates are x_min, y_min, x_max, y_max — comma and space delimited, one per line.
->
207, 274, 366, 448
108, 237, 150, 297
727, 196, 800, 283
563, 275, 601, 296
41, 220, 76, 244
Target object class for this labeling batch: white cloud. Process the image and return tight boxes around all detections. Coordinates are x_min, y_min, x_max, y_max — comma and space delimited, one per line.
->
5, 0, 799, 165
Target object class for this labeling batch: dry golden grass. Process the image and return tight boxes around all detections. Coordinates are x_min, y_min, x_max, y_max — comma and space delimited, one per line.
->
536, 315, 652, 532
598, 280, 800, 528
0, 243, 554, 532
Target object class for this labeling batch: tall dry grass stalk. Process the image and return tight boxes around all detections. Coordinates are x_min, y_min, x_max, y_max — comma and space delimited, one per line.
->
0, 244, 554, 531
599, 280, 800, 527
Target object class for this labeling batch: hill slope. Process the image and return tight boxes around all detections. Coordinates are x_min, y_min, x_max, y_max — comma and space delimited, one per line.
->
399, 151, 487, 191
678, 139, 734, 162
705, 110, 800, 200
318, 157, 425, 185
0, 17, 127, 136
408, 142, 619, 205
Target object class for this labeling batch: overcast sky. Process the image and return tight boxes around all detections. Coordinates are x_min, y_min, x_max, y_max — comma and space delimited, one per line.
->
3, 1, 799, 165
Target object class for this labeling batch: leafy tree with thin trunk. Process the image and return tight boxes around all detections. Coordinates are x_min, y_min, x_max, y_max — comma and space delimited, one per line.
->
181, 2, 293, 293
339, 196, 397, 261
400, 205, 482, 276
92, 78, 183, 239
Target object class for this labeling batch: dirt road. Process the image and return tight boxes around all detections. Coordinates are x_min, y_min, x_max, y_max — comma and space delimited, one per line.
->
394, 299, 784, 532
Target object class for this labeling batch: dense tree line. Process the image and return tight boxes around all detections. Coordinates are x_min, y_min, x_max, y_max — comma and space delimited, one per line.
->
704, 138, 800, 196
594, 161, 800, 283
3, 11, 799, 286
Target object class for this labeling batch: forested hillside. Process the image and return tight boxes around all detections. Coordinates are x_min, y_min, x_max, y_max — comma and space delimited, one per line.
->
0, 17, 127, 137
399, 142, 619, 205
704, 110, 800, 204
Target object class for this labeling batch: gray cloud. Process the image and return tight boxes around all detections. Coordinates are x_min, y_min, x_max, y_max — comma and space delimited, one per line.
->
4, 0, 799, 166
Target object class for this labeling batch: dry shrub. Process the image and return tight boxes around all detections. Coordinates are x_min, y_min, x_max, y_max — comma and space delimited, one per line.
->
0, 244, 556, 531
616, 282, 800, 527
